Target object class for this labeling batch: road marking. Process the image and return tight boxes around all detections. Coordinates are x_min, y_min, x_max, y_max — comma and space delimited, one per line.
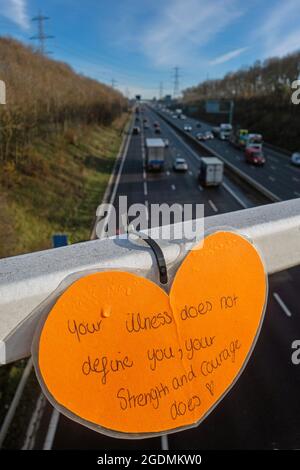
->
145, 200, 149, 219
144, 181, 148, 196
0, 358, 33, 448
43, 408, 60, 450
171, 184, 176, 190
269, 176, 276, 182
270, 165, 276, 171
293, 176, 300, 183
161, 434, 169, 450
208, 199, 218, 212
22, 393, 47, 450
188, 170, 193, 176
294, 191, 300, 197
222, 182, 248, 209
273, 293, 292, 317
143, 169, 147, 180
166, 170, 170, 176
198, 185, 203, 191
97, 120, 133, 239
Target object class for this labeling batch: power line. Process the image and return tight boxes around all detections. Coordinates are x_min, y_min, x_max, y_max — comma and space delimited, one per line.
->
159, 81, 164, 100
173, 66, 180, 99
30, 11, 54, 55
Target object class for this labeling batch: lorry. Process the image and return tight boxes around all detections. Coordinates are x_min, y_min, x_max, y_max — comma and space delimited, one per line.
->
145, 138, 166, 171
229, 128, 249, 148
198, 157, 224, 186
212, 123, 233, 140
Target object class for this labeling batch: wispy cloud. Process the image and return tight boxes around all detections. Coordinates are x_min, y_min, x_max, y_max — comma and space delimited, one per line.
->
137, 0, 244, 67
210, 47, 248, 65
0, 0, 30, 30
257, 0, 300, 57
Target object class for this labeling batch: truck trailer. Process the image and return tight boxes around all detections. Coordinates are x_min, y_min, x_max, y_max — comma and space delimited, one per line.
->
145, 138, 166, 171
213, 123, 232, 140
198, 157, 224, 186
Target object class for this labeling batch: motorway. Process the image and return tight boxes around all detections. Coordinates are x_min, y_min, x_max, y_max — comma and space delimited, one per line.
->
157, 107, 300, 202
31, 106, 300, 450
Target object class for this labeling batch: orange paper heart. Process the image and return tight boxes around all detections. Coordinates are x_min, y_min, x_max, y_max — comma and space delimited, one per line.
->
34, 231, 267, 437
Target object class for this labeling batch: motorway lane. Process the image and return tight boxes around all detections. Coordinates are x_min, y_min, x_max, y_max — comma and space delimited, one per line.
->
158, 108, 300, 201
143, 109, 249, 215
37, 106, 300, 450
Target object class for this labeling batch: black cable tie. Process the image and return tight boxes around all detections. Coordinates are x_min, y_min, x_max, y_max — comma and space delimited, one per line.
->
129, 229, 168, 285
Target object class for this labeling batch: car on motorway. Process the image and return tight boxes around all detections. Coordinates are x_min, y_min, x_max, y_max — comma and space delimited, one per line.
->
291, 152, 300, 166
184, 125, 192, 132
172, 114, 178, 119
163, 139, 169, 147
153, 121, 160, 128
173, 157, 188, 172
144, 122, 149, 129
196, 132, 205, 141
154, 126, 161, 134
245, 147, 266, 166
204, 131, 214, 140
132, 126, 140, 135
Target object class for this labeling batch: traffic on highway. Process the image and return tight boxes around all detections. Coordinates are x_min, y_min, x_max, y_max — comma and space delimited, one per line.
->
21, 104, 299, 451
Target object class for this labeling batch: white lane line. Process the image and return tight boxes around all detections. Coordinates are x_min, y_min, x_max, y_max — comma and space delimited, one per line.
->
273, 293, 292, 318
222, 182, 248, 209
143, 169, 147, 180
43, 408, 60, 450
294, 191, 300, 197
161, 434, 169, 450
208, 199, 218, 212
171, 184, 176, 190
293, 176, 300, 183
0, 358, 33, 448
166, 170, 170, 176
145, 200, 149, 220
188, 170, 193, 176
98, 120, 133, 239
269, 176, 276, 182
22, 393, 47, 450
144, 181, 148, 196
198, 185, 203, 191
270, 165, 276, 171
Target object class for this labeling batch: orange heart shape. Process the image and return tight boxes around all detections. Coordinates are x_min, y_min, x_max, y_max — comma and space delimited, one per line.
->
34, 231, 267, 437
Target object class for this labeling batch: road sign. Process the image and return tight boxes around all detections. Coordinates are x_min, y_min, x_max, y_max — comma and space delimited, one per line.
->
205, 100, 220, 113
52, 234, 69, 248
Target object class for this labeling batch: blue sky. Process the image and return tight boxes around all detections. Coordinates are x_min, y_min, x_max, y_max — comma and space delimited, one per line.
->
1, 0, 300, 98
